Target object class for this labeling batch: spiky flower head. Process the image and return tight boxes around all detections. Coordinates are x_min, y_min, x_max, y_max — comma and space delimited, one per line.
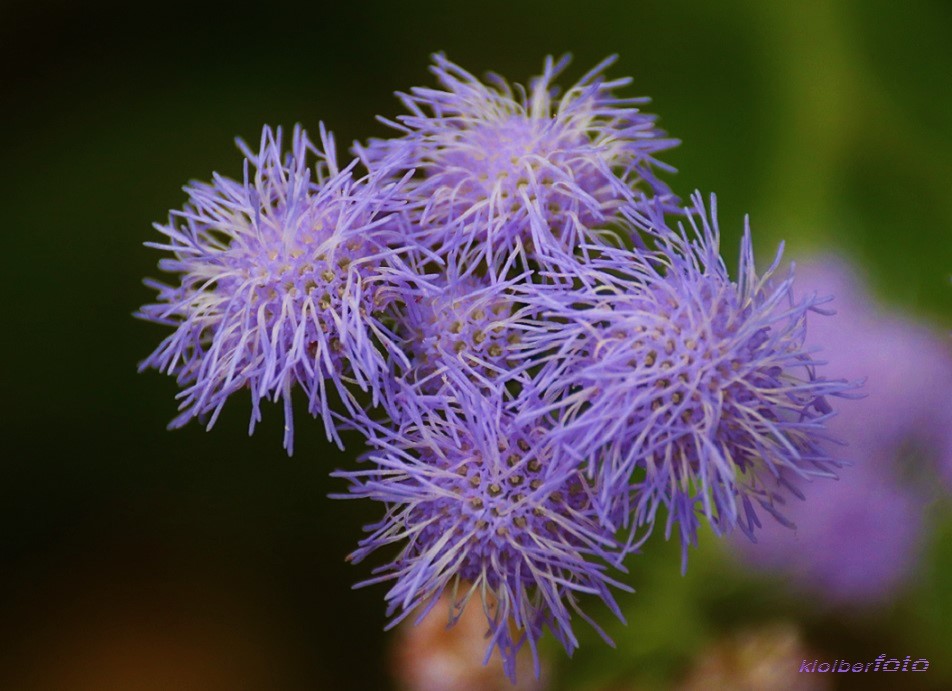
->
391, 263, 542, 395
357, 54, 678, 275
138, 125, 409, 453
521, 194, 857, 565
335, 384, 629, 681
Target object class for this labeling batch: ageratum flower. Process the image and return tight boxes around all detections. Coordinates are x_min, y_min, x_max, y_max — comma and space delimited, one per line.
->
334, 385, 630, 681
138, 125, 409, 453
521, 194, 858, 567
393, 264, 538, 394
733, 456, 924, 606
357, 54, 678, 275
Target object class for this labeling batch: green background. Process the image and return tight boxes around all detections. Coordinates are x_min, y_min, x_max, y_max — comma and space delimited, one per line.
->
2, 1, 949, 688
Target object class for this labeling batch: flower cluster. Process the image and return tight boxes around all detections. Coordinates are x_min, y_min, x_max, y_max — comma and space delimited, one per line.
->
139, 55, 858, 680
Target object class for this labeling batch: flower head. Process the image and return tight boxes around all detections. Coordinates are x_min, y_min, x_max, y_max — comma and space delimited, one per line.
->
391, 264, 543, 396
138, 125, 408, 453
358, 54, 678, 275
335, 385, 629, 680
733, 459, 925, 606
521, 194, 857, 565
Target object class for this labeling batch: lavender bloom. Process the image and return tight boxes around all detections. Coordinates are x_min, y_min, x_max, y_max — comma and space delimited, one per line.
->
335, 385, 630, 681
731, 256, 952, 604
521, 195, 856, 565
733, 459, 924, 606
138, 125, 408, 453
791, 258, 952, 469
357, 54, 678, 275
395, 269, 534, 393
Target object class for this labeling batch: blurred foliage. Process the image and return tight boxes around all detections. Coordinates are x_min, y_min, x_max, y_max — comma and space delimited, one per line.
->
1, 0, 949, 688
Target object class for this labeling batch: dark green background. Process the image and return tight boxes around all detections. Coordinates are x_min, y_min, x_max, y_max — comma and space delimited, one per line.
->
2, 1, 950, 688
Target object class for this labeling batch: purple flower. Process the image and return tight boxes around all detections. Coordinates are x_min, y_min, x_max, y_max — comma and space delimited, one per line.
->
334, 385, 629, 681
138, 125, 409, 453
357, 54, 678, 275
793, 257, 952, 470
394, 269, 536, 393
731, 255, 952, 604
520, 195, 857, 566
733, 461, 924, 605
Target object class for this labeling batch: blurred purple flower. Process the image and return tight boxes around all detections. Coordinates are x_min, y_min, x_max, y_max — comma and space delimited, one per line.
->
356, 54, 678, 275
735, 460, 924, 604
731, 255, 952, 604
138, 125, 409, 453
794, 257, 952, 467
